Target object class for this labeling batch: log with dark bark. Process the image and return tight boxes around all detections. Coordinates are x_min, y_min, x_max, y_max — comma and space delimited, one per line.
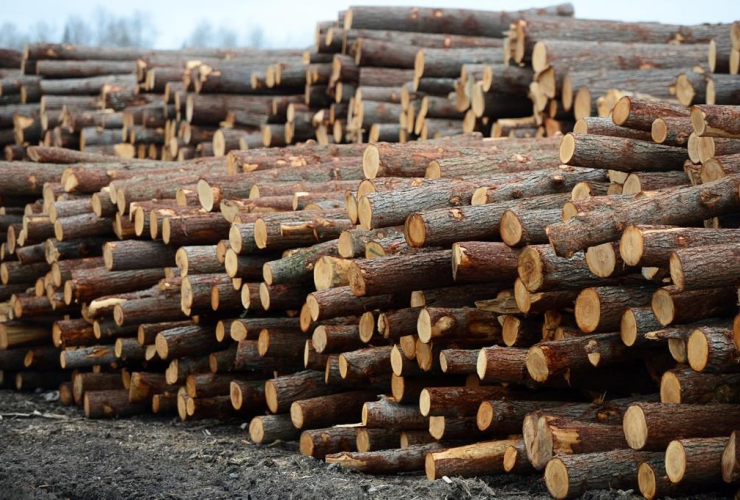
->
348, 250, 453, 297
560, 133, 687, 172
665, 436, 727, 485
670, 243, 740, 291
84, 390, 147, 419
417, 307, 500, 344
661, 368, 740, 404
451, 242, 521, 283
547, 174, 740, 258
686, 326, 738, 373
545, 449, 662, 499
623, 402, 740, 450
300, 427, 358, 460
651, 286, 736, 326
574, 285, 655, 333
290, 390, 377, 429
691, 104, 740, 138
249, 414, 302, 444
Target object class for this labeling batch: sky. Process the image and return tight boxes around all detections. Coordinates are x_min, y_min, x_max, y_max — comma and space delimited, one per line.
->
3, 0, 740, 49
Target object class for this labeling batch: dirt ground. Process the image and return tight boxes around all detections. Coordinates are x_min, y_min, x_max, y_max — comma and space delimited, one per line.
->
0, 389, 729, 500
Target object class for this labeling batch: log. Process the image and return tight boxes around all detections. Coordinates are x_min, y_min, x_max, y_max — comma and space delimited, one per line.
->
425, 438, 521, 480
451, 242, 520, 283
348, 250, 453, 296
575, 285, 655, 333
651, 286, 735, 326
547, 174, 740, 258
229, 379, 266, 412
722, 430, 740, 483
325, 443, 448, 474
84, 390, 147, 419
249, 414, 302, 444
623, 402, 740, 450
476, 346, 529, 383
691, 104, 740, 138
665, 436, 727, 484
545, 449, 662, 499
265, 370, 337, 413
362, 397, 427, 429
560, 133, 687, 172
661, 368, 740, 404
620, 307, 663, 347
154, 325, 220, 360
300, 427, 358, 459
60, 345, 117, 369
686, 326, 738, 373
526, 333, 621, 382
417, 307, 500, 344
290, 390, 377, 429
420, 386, 529, 417
103, 240, 176, 271
670, 243, 740, 291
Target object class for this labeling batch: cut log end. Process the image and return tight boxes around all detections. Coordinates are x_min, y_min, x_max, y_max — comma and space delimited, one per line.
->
517, 247, 544, 293
574, 288, 600, 333
668, 253, 685, 291
249, 417, 265, 443
659, 370, 681, 403
612, 96, 632, 127
585, 242, 617, 278
477, 400, 493, 431
197, 180, 216, 212
405, 214, 426, 248
264, 380, 278, 413
651, 118, 668, 144
419, 388, 431, 417
544, 457, 570, 500
651, 289, 675, 326
359, 311, 375, 343
525, 346, 549, 383
619, 225, 644, 267
623, 405, 648, 450
722, 432, 737, 483
638, 462, 659, 500
416, 308, 432, 344
620, 308, 638, 347
665, 440, 686, 483
686, 328, 709, 372
559, 133, 575, 165
690, 106, 707, 137
362, 145, 380, 179
290, 402, 305, 429
500, 211, 523, 247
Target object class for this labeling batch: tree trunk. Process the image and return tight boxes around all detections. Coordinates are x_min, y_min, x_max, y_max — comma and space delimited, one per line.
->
477, 345, 529, 383
426, 438, 521, 480
84, 390, 147, 419
575, 285, 655, 333
651, 286, 735, 326
249, 414, 302, 444
300, 427, 358, 460
670, 243, 740, 291
417, 307, 500, 344
154, 325, 221, 360
686, 326, 738, 373
665, 436, 727, 484
692, 104, 740, 138
362, 397, 427, 429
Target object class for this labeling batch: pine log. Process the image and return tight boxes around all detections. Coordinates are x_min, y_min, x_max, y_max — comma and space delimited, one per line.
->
547, 174, 740, 258
687, 326, 738, 373
325, 442, 448, 474
691, 104, 740, 138
348, 249, 453, 297
545, 449, 662, 499
417, 307, 500, 344
426, 438, 521, 480
665, 436, 727, 484
670, 243, 740, 291
651, 286, 735, 326
623, 402, 740, 450
249, 414, 302, 444
661, 368, 740, 404
84, 390, 147, 419
290, 390, 377, 429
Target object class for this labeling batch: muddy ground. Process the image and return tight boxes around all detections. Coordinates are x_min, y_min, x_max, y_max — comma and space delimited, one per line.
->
0, 389, 729, 500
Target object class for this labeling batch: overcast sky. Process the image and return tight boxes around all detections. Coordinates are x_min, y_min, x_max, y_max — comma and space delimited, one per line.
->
4, 0, 740, 49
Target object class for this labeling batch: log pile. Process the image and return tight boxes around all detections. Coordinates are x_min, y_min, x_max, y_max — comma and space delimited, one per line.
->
1, 5, 740, 500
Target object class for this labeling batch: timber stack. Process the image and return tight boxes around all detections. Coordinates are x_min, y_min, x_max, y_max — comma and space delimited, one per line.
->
1, 5, 740, 500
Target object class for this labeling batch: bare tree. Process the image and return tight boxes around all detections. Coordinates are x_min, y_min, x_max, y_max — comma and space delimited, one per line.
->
248, 26, 265, 48
62, 16, 94, 45
183, 20, 214, 48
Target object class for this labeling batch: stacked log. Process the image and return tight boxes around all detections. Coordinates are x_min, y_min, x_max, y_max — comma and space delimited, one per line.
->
2, 7, 740, 500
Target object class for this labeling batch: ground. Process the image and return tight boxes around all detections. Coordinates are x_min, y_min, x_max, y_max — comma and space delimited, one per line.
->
0, 390, 727, 500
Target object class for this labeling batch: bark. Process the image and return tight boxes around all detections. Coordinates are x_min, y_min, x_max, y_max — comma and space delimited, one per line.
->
312, 325, 364, 353
420, 386, 527, 418
573, 116, 651, 141
410, 283, 505, 308
233, 340, 304, 372
622, 171, 690, 195
60, 345, 117, 369
378, 308, 422, 341
439, 349, 478, 374
229, 379, 266, 412
258, 329, 306, 358
258, 282, 313, 311
547, 174, 740, 258
300, 428, 358, 460
500, 209, 562, 246
532, 417, 629, 469
476, 346, 530, 383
